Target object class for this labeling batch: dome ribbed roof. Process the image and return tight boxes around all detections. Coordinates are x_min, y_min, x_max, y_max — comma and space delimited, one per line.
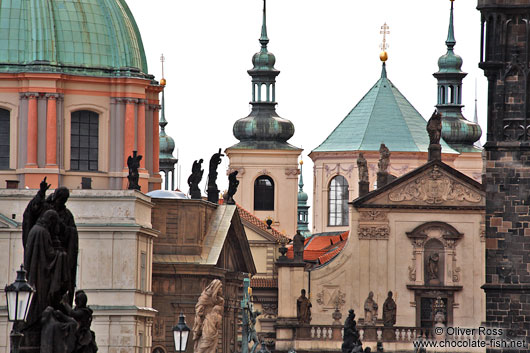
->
0, 0, 148, 77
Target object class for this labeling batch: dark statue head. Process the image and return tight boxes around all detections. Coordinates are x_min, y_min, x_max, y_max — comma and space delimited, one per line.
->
38, 209, 59, 232
52, 187, 70, 208
388, 291, 393, 298
301, 289, 306, 297
75, 290, 88, 308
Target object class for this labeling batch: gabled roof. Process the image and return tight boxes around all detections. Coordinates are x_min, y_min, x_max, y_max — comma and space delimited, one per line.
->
312, 64, 458, 154
352, 159, 484, 209
153, 204, 257, 274
236, 203, 289, 242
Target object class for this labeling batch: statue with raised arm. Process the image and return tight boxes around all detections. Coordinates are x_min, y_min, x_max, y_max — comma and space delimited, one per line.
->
127, 151, 142, 191
224, 171, 239, 204
207, 149, 224, 203
188, 159, 204, 199
192, 279, 224, 353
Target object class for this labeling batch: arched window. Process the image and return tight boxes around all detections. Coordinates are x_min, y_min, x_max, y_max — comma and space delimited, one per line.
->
440, 86, 446, 104
328, 175, 349, 226
70, 110, 99, 171
0, 108, 9, 170
254, 175, 274, 210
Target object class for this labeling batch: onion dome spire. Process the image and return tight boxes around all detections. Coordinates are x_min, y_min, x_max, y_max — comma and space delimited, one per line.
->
230, 0, 297, 150
297, 159, 310, 237
433, 0, 482, 152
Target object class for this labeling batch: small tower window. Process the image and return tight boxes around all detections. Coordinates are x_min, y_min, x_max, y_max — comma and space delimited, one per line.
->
440, 86, 446, 104
328, 175, 349, 226
254, 175, 274, 210
0, 108, 9, 170
70, 110, 99, 171
449, 85, 455, 103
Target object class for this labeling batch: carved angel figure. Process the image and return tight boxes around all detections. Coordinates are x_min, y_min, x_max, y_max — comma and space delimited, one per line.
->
193, 279, 224, 353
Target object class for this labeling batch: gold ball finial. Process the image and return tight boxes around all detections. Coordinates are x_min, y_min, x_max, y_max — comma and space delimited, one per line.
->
160, 78, 166, 86
299, 160, 303, 166
380, 51, 388, 62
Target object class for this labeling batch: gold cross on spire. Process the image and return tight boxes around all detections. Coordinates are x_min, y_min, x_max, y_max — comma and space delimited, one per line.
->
379, 23, 390, 62
160, 53, 166, 86
380, 22, 390, 52
160, 53, 165, 78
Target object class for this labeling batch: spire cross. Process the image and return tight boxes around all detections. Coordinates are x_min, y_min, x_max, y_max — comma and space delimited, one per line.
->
160, 53, 165, 78
380, 23, 390, 52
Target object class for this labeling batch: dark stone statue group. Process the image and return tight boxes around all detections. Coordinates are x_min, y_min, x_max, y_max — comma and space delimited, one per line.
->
187, 148, 239, 204
20, 177, 97, 353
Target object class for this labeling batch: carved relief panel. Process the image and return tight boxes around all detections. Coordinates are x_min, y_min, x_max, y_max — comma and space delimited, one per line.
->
358, 210, 389, 240
315, 286, 346, 311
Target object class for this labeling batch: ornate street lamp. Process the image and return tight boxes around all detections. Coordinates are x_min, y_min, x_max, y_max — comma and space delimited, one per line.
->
5, 265, 35, 353
172, 313, 190, 353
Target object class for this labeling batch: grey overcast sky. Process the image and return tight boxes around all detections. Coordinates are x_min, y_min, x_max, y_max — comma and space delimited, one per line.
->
126, 0, 486, 216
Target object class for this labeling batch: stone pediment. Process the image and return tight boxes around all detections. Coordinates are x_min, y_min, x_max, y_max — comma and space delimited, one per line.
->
354, 161, 484, 208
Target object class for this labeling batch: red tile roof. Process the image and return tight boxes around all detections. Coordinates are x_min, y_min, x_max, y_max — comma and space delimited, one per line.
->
251, 277, 278, 288
285, 231, 349, 266
236, 204, 289, 242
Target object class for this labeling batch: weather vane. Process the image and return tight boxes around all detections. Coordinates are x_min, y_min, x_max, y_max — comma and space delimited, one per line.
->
379, 23, 390, 62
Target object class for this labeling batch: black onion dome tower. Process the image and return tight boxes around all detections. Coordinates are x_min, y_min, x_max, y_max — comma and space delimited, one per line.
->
433, 0, 482, 153
231, 0, 297, 150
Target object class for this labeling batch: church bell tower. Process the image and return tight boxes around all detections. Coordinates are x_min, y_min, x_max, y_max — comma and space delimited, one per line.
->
225, 0, 302, 236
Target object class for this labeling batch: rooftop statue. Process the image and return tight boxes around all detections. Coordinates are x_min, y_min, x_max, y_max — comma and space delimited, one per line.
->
224, 171, 239, 205
207, 149, 224, 203
188, 159, 204, 199
127, 151, 142, 191
378, 144, 390, 174
427, 110, 442, 146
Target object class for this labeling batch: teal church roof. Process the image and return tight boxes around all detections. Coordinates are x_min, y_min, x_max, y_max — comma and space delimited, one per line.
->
0, 0, 149, 78
313, 64, 457, 154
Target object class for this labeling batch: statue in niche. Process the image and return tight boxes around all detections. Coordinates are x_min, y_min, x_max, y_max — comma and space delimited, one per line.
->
192, 279, 224, 353
21, 178, 82, 351
378, 144, 390, 174
427, 110, 442, 145
382, 291, 396, 327
224, 170, 239, 204
207, 148, 224, 203
127, 151, 142, 191
363, 291, 378, 326
296, 289, 312, 324
188, 159, 204, 199
342, 309, 368, 353
427, 253, 440, 285
357, 152, 369, 183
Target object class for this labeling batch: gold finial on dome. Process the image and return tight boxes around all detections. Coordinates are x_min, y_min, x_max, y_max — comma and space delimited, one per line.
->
160, 53, 166, 86
299, 159, 303, 166
379, 22, 390, 62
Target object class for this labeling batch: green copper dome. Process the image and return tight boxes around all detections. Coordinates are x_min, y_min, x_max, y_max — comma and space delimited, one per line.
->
0, 0, 149, 77
438, 51, 463, 73
313, 64, 458, 154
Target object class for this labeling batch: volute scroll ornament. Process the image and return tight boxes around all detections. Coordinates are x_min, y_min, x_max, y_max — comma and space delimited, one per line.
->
358, 226, 390, 240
